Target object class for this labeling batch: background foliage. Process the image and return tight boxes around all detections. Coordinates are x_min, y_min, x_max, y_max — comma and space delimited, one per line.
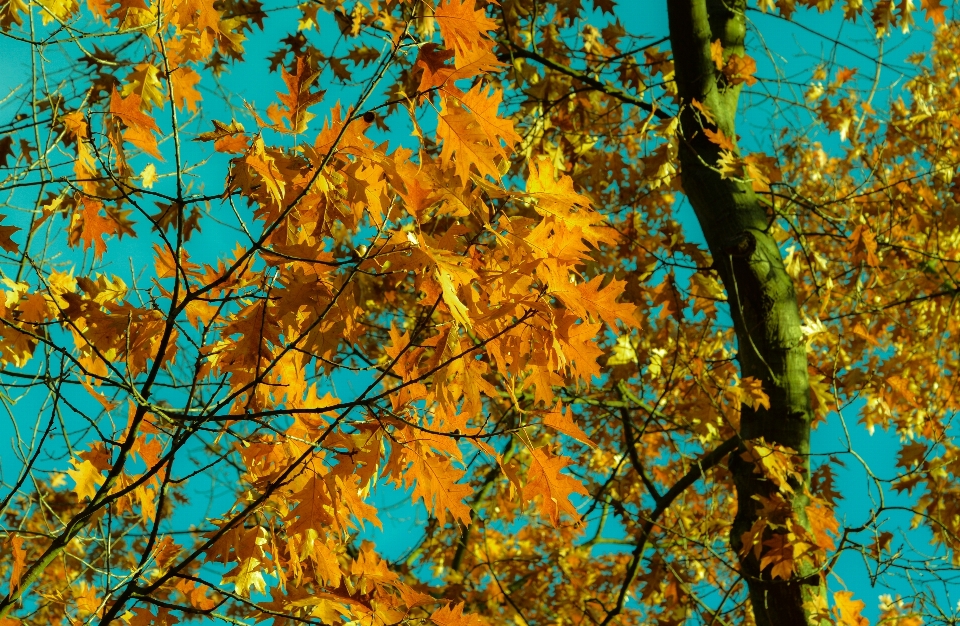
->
0, 0, 959, 624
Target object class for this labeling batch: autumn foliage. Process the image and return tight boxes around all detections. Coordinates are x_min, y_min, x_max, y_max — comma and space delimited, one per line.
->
0, 0, 958, 624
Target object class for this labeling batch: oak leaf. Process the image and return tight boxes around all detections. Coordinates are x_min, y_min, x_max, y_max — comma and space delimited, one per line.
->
431, 602, 487, 626
740, 376, 771, 410
847, 223, 880, 267
834, 591, 869, 626
457, 84, 521, 152
722, 52, 758, 86
0, 137, 13, 167
805, 499, 839, 551
66, 443, 112, 501
652, 274, 685, 321
922, 0, 947, 24
121, 63, 165, 112
110, 89, 162, 159
573, 274, 639, 330
77, 198, 122, 260
710, 39, 724, 70
170, 65, 203, 112
434, 0, 498, 68
758, 533, 797, 580
172, 0, 222, 34
415, 43, 502, 96
245, 137, 286, 205
704, 127, 736, 151
139, 163, 158, 188
869, 530, 895, 559
437, 97, 504, 183
406, 454, 474, 526
523, 446, 588, 526
6, 534, 26, 593
0, 215, 21, 253
194, 119, 248, 153
542, 402, 595, 448
267, 56, 325, 133
556, 317, 604, 381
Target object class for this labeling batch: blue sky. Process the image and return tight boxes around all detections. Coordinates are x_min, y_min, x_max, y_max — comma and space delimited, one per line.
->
0, 0, 955, 622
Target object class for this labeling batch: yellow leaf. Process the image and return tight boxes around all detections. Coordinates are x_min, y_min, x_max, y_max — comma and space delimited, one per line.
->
121, 63, 165, 112
436, 267, 472, 328
139, 163, 157, 188
245, 138, 285, 205
834, 591, 869, 626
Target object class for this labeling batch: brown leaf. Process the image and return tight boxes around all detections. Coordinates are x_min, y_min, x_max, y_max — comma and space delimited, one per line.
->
0, 215, 21, 253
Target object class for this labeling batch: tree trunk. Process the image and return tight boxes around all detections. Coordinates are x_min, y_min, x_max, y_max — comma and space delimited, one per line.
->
666, 0, 827, 624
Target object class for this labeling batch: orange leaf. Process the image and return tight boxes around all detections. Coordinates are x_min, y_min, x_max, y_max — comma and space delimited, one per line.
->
194, 119, 248, 153
710, 39, 724, 70
922, 0, 947, 24
523, 446, 588, 527
110, 89, 162, 159
805, 500, 839, 551
78, 198, 121, 260
434, 0, 498, 68
543, 267, 637, 330
886, 374, 918, 407
740, 376, 771, 410
743, 152, 782, 192
652, 274, 685, 321
758, 533, 795, 580
722, 53, 758, 86
172, 0, 222, 34
245, 137, 286, 204
170, 65, 202, 112
415, 43, 502, 96
431, 602, 487, 626
542, 402, 595, 448
437, 97, 505, 184
556, 318, 604, 382
704, 127, 736, 151
457, 83, 521, 151
834, 591, 869, 626
574, 274, 639, 330
407, 453, 474, 526
415, 43, 455, 92
846, 223, 880, 267
266, 56, 324, 134
6, 534, 26, 593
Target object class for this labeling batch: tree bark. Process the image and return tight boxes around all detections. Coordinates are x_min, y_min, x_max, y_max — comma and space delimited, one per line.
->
666, 1, 827, 624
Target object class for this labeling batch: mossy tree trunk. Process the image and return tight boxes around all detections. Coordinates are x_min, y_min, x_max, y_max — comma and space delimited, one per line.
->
666, 0, 827, 623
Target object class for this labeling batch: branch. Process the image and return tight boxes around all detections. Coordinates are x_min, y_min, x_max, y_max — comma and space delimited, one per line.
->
600, 435, 739, 625
502, 43, 673, 120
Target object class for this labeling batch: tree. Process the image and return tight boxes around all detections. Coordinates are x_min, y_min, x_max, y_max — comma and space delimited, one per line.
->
0, 0, 958, 624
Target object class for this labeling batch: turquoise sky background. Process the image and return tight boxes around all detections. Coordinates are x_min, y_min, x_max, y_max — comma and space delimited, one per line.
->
0, 0, 956, 622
